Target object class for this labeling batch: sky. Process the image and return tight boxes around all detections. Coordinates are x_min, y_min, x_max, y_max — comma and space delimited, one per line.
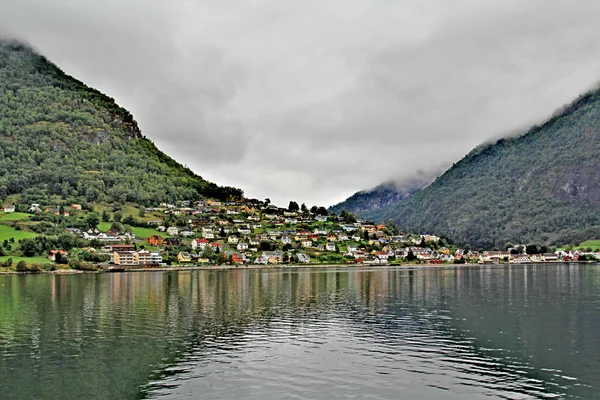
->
2, 1, 600, 207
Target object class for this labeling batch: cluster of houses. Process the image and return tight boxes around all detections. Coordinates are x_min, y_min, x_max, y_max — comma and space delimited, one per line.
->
9, 198, 597, 267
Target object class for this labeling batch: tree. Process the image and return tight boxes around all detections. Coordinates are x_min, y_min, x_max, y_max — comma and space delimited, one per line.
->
316, 206, 328, 216
282, 254, 290, 263
85, 212, 100, 229
406, 250, 417, 261
288, 201, 299, 212
264, 198, 271, 205
260, 241, 274, 251
363, 230, 369, 241
201, 246, 215, 260
301, 203, 307, 213
55, 252, 68, 265
340, 209, 357, 223
113, 210, 123, 223
3, 257, 13, 267
217, 252, 228, 264
138, 207, 146, 217
16, 260, 27, 272
310, 205, 318, 214
19, 239, 37, 257
219, 227, 226, 238
101, 210, 111, 222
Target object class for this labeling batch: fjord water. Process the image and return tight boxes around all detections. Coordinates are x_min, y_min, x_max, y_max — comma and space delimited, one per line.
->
1, 265, 599, 399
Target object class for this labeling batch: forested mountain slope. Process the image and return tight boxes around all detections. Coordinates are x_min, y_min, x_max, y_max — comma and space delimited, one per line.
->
0, 40, 242, 206
365, 88, 600, 248
329, 178, 430, 215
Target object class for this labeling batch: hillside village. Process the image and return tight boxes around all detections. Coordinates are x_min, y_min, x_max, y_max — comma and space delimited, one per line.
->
1, 197, 596, 271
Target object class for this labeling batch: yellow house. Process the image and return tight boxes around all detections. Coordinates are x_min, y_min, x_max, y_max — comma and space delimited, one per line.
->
177, 252, 192, 263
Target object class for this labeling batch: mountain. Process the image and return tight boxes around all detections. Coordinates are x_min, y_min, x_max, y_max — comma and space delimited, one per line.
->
0, 40, 242, 206
328, 178, 431, 216
364, 88, 600, 249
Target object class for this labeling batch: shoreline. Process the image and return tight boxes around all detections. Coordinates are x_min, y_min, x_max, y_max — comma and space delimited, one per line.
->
0, 261, 593, 275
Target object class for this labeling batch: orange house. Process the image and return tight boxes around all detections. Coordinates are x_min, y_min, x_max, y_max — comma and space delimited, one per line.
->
146, 235, 166, 246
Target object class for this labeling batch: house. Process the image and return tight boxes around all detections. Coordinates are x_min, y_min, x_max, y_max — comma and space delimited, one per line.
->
48, 249, 67, 261
228, 236, 240, 244
261, 251, 283, 264
113, 251, 136, 265
104, 244, 135, 252
209, 242, 223, 250
542, 253, 558, 262
150, 252, 163, 265
391, 235, 408, 243
302, 240, 313, 248
238, 227, 251, 235
326, 242, 336, 251
314, 228, 327, 235
361, 225, 376, 234
346, 245, 358, 255
177, 252, 192, 263
374, 252, 389, 263
482, 251, 510, 263
297, 253, 311, 263
281, 235, 291, 244
327, 234, 337, 242
147, 235, 166, 246
71, 204, 82, 211
3, 205, 15, 213
315, 216, 328, 222
191, 239, 209, 250
338, 234, 349, 241
237, 242, 249, 251
29, 204, 42, 213
249, 237, 260, 246
135, 250, 153, 265
165, 238, 182, 246
180, 229, 195, 237
166, 227, 179, 236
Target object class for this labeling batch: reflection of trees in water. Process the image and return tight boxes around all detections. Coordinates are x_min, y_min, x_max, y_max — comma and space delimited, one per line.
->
1, 265, 599, 399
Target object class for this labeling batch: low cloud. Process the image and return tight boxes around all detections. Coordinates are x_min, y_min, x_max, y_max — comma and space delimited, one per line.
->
2, 0, 600, 206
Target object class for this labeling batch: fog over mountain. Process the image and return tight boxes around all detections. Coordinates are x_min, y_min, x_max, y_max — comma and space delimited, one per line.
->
2, 0, 600, 207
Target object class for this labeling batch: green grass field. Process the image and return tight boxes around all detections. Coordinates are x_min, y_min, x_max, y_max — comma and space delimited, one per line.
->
0, 255, 52, 265
0, 212, 31, 222
97, 222, 168, 238
558, 240, 600, 251
0, 225, 38, 241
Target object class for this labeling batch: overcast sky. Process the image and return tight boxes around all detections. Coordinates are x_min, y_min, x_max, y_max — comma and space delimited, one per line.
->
2, 1, 600, 207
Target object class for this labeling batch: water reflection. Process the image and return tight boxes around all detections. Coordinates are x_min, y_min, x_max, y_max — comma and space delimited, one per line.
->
0, 265, 599, 399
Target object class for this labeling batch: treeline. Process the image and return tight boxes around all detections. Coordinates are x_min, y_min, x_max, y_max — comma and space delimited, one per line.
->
0, 40, 242, 205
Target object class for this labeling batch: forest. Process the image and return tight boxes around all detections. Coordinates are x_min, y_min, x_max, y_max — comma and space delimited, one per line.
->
364, 88, 600, 248
0, 40, 242, 206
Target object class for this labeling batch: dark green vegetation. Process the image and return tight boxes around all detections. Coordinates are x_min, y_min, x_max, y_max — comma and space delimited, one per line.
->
0, 40, 242, 206
364, 88, 600, 248
329, 179, 430, 215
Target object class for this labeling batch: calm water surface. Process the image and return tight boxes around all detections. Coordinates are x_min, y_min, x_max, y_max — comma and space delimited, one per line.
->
1, 264, 599, 399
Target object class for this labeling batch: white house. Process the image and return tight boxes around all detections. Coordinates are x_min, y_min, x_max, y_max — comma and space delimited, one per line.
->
167, 227, 179, 236
191, 239, 209, 250
326, 242, 336, 251
237, 242, 249, 251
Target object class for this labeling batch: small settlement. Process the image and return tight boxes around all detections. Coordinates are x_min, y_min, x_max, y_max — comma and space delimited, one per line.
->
2, 199, 595, 269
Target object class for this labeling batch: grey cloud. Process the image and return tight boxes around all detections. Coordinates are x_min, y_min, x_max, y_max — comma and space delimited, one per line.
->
2, 0, 600, 207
